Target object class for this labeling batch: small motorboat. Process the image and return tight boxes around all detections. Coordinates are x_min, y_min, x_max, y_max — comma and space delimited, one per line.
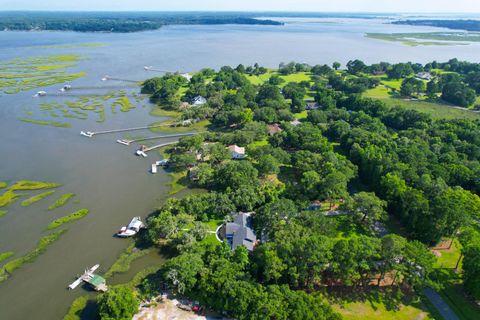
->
144, 66, 152, 71
101, 75, 109, 81
136, 150, 147, 157
156, 159, 169, 167
117, 217, 145, 238
60, 84, 72, 92
80, 131, 94, 138
34, 91, 47, 97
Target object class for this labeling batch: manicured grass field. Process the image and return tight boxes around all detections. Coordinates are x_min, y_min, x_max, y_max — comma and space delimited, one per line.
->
380, 98, 480, 120
332, 296, 432, 320
381, 79, 402, 90
279, 72, 312, 83
364, 85, 391, 99
434, 239, 462, 269
293, 110, 308, 119
246, 73, 272, 85
150, 119, 210, 134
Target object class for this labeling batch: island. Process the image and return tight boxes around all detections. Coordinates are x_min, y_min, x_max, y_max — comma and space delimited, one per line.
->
393, 19, 480, 32
0, 12, 282, 33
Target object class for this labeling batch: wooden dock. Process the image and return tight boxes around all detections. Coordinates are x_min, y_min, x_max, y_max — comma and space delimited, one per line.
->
80, 124, 168, 137
117, 133, 196, 146
68, 264, 107, 292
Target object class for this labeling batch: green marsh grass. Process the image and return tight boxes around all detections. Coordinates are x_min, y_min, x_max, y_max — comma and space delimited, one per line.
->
21, 191, 55, 207
0, 230, 66, 283
48, 193, 75, 210
0, 251, 14, 263
104, 244, 151, 278
47, 209, 89, 229
18, 118, 72, 128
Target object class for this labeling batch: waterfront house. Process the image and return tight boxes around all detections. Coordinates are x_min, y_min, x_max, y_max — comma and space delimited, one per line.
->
267, 123, 282, 135
305, 200, 323, 211
192, 95, 207, 106
221, 212, 257, 252
290, 119, 302, 126
305, 102, 320, 110
228, 144, 246, 159
416, 72, 433, 81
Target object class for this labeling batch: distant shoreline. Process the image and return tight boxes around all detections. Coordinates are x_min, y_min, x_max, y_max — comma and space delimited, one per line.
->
0, 12, 285, 33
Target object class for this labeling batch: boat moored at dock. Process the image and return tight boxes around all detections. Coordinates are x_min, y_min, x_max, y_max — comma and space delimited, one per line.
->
117, 217, 145, 237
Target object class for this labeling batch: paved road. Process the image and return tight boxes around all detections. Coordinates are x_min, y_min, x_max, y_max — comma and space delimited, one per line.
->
423, 287, 459, 320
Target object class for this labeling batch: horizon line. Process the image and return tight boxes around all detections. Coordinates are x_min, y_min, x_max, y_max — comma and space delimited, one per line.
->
0, 10, 479, 14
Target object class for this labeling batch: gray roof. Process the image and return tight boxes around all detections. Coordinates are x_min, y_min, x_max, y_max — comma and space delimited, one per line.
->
225, 212, 257, 251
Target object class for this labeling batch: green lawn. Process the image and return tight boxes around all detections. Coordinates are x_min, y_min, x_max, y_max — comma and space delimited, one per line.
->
439, 283, 480, 320
431, 239, 480, 320
167, 171, 188, 195
293, 110, 308, 120
279, 72, 312, 83
248, 138, 269, 149
381, 79, 402, 90
246, 73, 272, 85
434, 239, 462, 269
331, 289, 433, 320
364, 85, 391, 99
375, 97, 480, 120
333, 302, 431, 320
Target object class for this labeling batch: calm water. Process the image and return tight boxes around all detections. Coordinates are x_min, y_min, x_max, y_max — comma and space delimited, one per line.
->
0, 17, 479, 320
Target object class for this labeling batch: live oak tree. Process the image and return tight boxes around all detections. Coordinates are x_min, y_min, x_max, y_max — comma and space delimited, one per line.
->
97, 285, 139, 320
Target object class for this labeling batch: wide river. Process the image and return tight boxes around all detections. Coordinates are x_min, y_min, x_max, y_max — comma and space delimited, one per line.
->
0, 17, 479, 320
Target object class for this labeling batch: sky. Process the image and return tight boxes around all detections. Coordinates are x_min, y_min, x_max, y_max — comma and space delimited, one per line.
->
0, 0, 479, 13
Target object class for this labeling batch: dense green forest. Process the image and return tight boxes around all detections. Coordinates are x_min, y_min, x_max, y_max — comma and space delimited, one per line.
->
0, 12, 281, 32
393, 19, 480, 32
96, 60, 480, 319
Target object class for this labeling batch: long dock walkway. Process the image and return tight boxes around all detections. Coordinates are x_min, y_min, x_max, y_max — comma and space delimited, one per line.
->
117, 133, 196, 145
81, 124, 168, 137
144, 141, 178, 153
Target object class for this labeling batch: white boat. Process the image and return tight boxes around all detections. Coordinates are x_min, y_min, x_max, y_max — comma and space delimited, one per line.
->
34, 91, 47, 97
101, 75, 109, 81
144, 66, 152, 71
156, 159, 169, 167
80, 131, 94, 138
60, 84, 72, 92
136, 150, 147, 157
117, 217, 145, 237
151, 163, 158, 174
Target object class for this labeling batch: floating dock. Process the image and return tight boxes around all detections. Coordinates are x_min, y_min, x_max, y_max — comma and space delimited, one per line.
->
68, 264, 108, 292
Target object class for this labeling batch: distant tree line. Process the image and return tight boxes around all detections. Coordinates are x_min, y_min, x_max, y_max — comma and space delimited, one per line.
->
0, 12, 282, 33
